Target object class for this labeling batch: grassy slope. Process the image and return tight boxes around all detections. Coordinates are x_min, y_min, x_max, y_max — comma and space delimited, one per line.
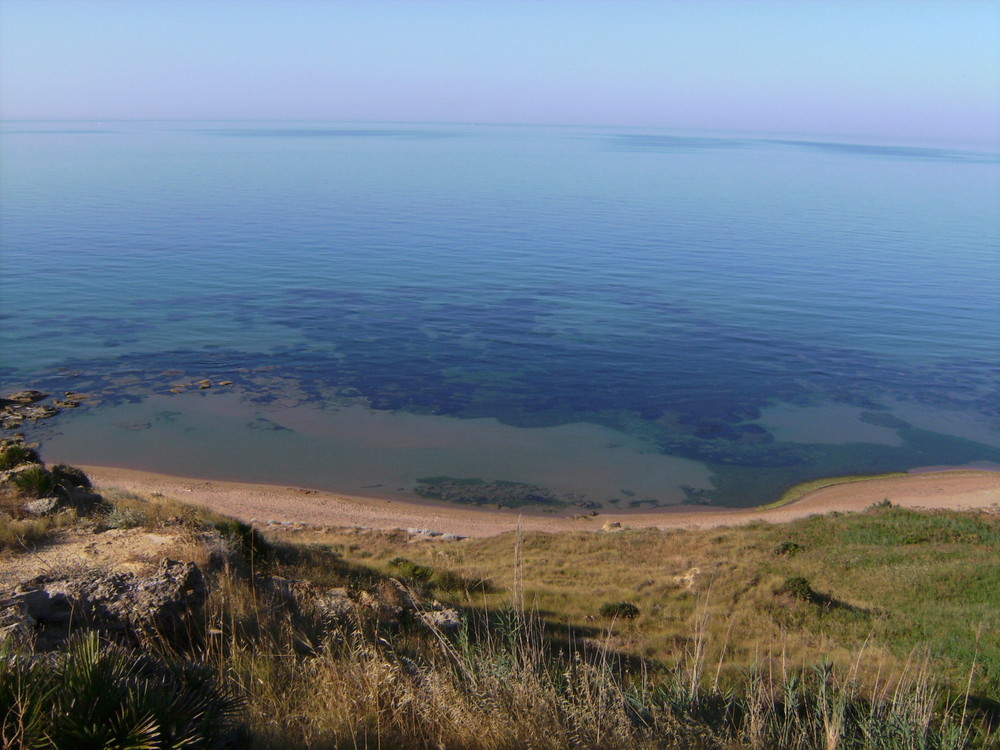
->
3, 460, 998, 747
283, 506, 1000, 701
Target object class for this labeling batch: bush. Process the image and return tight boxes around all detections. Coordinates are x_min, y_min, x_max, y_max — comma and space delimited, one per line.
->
866, 498, 895, 512
599, 601, 640, 620
51, 464, 92, 491
782, 576, 817, 602
389, 557, 434, 583
774, 540, 804, 556
214, 520, 274, 568
0, 443, 41, 471
104, 505, 148, 529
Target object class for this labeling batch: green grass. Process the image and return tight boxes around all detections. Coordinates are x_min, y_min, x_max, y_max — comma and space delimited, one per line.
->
837, 507, 1000, 546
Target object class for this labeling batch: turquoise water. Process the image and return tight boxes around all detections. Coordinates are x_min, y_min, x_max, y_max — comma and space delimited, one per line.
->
1, 122, 997, 507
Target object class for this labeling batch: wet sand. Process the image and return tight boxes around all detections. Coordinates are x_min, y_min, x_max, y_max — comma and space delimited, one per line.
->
80, 465, 1000, 537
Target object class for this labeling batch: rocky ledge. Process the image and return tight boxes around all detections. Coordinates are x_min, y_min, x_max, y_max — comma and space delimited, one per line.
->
0, 558, 206, 649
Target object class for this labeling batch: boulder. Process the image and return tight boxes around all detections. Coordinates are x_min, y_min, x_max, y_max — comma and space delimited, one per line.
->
22, 496, 64, 516
313, 588, 357, 624
419, 607, 463, 633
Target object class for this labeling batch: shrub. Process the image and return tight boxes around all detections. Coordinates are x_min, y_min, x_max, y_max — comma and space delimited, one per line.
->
866, 498, 895, 512
104, 505, 147, 529
782, 576, 817, 602
599, 601, 640, 620
0, 444, 41, 471
214, 520, 274, 568
51, 464, 92, 490
389, 557, 433, 583
774, 540, 804, 556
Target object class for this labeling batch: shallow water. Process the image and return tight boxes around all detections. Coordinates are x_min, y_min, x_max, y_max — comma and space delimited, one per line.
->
2, 122, 997, 507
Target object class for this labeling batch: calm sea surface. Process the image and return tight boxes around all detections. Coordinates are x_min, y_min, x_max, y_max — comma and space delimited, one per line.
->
1, 122, 997, 508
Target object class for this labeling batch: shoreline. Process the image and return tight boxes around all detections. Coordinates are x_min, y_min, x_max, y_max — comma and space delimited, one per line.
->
79, 464, 1000, 538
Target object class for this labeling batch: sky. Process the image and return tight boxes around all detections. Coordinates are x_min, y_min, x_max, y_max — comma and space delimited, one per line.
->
1, 0, 997, 144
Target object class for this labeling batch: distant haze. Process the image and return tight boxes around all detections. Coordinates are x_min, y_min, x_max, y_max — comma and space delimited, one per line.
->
1, 0, 997, 145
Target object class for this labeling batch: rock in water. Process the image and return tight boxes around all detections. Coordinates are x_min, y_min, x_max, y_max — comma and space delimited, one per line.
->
5, 391, 49, 404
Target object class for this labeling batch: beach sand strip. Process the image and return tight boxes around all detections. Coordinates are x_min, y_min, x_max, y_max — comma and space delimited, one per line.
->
78, 466, 1000, 538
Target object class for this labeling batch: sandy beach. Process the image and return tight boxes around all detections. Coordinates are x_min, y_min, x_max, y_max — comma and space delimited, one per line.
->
80, 465, 1000, 537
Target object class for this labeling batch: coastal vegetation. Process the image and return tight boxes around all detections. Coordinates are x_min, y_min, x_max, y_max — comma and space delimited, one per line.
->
0, 442, 997, 748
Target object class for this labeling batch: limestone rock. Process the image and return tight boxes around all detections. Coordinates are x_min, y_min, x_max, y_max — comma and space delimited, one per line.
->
419, 607, 463, 633
22, 496, 64, 516
0, 558, 206, 648
313, 588, 356, 624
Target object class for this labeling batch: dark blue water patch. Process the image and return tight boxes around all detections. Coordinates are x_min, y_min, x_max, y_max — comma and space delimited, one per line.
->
204, 281, 998, 432
19, 294, 995, 465
766, 139, 999, 163
607, 134, 748, 151
246, 417, 290, 432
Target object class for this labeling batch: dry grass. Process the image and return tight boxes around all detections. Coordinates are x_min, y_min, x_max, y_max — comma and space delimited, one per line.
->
196, 562, 990, 749
279, 508, 1000, 702
0, 486, 80, 552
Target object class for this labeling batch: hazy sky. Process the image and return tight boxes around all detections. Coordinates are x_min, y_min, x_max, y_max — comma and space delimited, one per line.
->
1, 0, 997, 144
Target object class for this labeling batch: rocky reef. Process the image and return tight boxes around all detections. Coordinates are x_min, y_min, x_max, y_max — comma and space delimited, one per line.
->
414, 476, 565, 508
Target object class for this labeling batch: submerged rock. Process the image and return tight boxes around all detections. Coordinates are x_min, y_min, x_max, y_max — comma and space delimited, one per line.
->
21, 404, 59, 420
414, 476, 563, 508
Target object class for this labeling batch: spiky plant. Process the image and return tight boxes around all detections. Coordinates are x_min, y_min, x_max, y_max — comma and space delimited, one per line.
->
0, 633, 244, 749
10, 465, 55, 499
0, 444, 41, 472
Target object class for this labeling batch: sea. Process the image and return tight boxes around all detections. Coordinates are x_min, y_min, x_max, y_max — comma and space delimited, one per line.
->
1, 122, 998, 510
